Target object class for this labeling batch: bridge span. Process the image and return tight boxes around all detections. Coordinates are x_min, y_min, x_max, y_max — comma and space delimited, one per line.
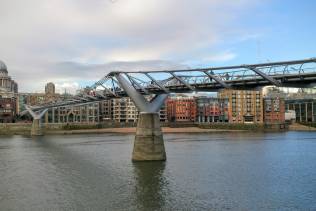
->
24, 58, 316, 161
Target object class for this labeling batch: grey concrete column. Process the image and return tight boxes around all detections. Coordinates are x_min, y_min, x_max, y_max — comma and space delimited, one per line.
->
312, 102, 314, 122
31, 119, 43, 136
58, 107, 60, 123
45, 112, 49, 124
132, 112, 166, 161
93, 104, 95, 123
25, 105, 47, 136
97, 103, 100, 122
80, 106, 82, 122
52, 107, 55, 123
299, 104, 302, 122
306, 103, 308, 122
87, 105, 90, 122
115, 73, 168, 161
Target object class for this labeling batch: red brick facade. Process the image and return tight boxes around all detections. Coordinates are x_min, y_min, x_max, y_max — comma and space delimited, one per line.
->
264, 97, 285, 123
167, 97, 197, 122
196, 97, 229, 122
0, 98, 16, 123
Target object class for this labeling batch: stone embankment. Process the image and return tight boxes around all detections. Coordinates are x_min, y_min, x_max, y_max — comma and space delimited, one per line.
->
0, 123, 288, 135
289, 123, 316, 131
45, 127, 245, 135
0, 123, 32, 135
0, 122, 312, 136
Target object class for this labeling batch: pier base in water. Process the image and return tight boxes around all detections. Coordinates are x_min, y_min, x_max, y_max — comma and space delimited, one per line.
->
132, 113, 166, 161
31, 119, 43, 136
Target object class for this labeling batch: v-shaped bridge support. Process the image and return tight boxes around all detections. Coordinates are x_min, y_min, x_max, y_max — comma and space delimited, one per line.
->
25, 105, 48, 136
115, 73, 168, 113
115, 73, 168, 161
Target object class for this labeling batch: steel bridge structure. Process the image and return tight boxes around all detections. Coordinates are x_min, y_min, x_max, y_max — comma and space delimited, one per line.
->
27, 58, 316, 112
24, 58, 316, 160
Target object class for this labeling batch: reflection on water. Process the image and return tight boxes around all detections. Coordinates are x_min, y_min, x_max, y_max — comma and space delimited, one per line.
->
133, 162, 166, 210
0, 132, 315, 210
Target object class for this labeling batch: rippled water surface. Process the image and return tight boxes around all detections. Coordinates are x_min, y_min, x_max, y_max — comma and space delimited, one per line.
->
0, 132, 315, 210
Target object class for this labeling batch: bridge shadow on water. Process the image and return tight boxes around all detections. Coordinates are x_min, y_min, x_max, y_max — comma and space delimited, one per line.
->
132, 162, 168, 211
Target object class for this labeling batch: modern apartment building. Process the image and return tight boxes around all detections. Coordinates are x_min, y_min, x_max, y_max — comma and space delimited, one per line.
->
112, 97, 138, 122
218, 89, 264, 123
111, 97, 167, 123
285, 97, 316, 122
99, 99, 112, 121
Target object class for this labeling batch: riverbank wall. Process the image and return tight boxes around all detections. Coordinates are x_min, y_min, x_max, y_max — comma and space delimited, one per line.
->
198, 122, 288, 131
0, 122, 291, 135
0, 123, 32, 135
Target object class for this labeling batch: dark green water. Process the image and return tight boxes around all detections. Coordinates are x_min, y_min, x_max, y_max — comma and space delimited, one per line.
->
0, 132, 315, 210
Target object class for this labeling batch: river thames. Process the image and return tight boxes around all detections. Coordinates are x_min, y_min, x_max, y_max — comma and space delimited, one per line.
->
0, 131, 315, 210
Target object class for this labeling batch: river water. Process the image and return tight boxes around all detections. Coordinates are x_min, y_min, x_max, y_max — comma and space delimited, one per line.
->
0, 132, 315, 210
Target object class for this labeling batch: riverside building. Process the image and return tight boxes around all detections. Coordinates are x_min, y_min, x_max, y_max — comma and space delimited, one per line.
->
48, 103, 100, 123
17, 82, 61, 114
263, 97, 285, 124
112, 97, 138, 123
166, 95, 197, 122
196, 97, 229, 123
285, 96, 316, 122
218, 89, 264, 124
0, 60, 18, 123
111, 97, 167, 123
99, 99, 112, 121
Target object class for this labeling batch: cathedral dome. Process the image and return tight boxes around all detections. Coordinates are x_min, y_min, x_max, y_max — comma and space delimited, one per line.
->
0, 60, 8, 74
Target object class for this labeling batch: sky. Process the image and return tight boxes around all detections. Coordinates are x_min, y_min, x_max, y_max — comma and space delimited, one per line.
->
0, 0, 315, 93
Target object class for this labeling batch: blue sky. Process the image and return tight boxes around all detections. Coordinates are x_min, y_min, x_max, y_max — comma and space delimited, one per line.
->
186, 0, 316, 67
0, 0, 315, 93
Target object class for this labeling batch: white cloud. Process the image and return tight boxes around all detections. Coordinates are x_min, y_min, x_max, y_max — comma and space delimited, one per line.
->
55, 82, 80, 95
0, 0, 260, 92
203, 51, 237, 62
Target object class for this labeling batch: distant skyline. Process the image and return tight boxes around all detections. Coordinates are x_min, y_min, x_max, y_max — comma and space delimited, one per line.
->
0, 0, 315, 93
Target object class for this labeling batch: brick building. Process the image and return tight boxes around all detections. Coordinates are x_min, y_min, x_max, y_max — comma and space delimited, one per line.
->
196, 97, 229, 123
218, 89, 263, 123
0, 60, 18, 122
167, 96, 196, 122
264, 97, 285, 123
17, 92, 61, 115
0, 97, 16, 123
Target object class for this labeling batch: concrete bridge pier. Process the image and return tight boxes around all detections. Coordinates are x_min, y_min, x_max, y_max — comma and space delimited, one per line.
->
31, 118, 43, 136
115, 73, 168, 161
25, 105, 48, 136
133, 112, 166, 161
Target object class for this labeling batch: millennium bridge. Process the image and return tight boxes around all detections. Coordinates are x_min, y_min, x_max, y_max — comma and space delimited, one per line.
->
24, 58, 316, 161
